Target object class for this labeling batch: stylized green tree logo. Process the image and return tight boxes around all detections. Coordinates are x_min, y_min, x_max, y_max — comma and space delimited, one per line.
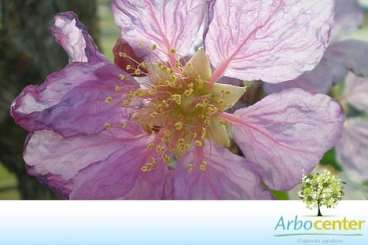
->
299, 170, 344, 216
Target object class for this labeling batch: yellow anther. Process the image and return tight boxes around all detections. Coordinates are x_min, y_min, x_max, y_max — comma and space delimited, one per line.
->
134, 69, 142, 75
131, 112, 138, 119
188, 82, 194, 88
150, 112, 158, 118
199, 160, 208, 172
104, 122, 112, 130
166, 67, 173, 74
146, 143, 155, 149
175, 121, 183, 130
196, 79, 204, 88
184, 88, 193, 96
195, 140, 203, 147
177, 144, 186, 153
115, 84, 123, 92
118, 74, 126, 80
167, 80, 176, 87
217, 99, 224, 105
162, 100, 169, 107
135, 89, 147, 97
126, 64, 132, 70
171, 94, 182, 105
178, 138, 185, 145
195, 103, 204, 109
159, 64, 166, 70
140, 159, 157, 172
139, 62, 147, 69
207, 106, 218, 115
140, 166, 149, 172
163, 154, 170, 162
201, 127, 207, 139
105, 96, 113, 104
120, 122, 128, 128
156, 145, 165, 154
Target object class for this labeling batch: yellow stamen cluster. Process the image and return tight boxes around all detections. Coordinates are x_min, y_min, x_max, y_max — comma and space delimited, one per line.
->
122, 61, 231, 159
102, 48, 247, 174
140, 157, 157, 172
116, 47, 246, 173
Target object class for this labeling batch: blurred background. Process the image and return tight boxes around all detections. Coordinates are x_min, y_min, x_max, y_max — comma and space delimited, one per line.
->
0, 0, 119, 199
0, 0, 368, 199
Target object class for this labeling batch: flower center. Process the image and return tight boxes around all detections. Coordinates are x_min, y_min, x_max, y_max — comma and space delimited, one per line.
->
128, 62, 229, 156
115, 48, 246, 170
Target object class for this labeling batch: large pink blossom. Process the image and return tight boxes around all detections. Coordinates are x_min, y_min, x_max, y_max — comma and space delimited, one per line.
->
11, 1, 343, 199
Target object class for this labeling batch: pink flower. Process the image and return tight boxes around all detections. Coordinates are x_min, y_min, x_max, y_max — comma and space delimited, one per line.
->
11, 0, 343, 199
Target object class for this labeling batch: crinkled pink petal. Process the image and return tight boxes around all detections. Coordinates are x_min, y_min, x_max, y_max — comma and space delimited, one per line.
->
112, 0, 213, 62
333, 0, 364, 41
264, 46, 347, 94
24, 129, 144, 197
11, 62, 139, 136
205, 0, 334, 83
51, 11, 106, 62
24, 129, 171, 199
70, 134, 172, 200
344, 73, 368, 113
336, 118, 368, 181
174, 142, 272, 199
264, 40, 368, 94
227, 89, 344, 190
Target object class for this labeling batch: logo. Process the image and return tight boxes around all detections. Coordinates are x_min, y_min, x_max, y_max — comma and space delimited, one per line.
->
299, 170, 344, 217
274, 216, 366, 237
273, 170, 366, 241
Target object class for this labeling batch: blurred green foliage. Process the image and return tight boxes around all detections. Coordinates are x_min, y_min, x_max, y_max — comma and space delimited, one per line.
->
0, 0, 99, 199
320, 150, 343, 172
271, 190, 289, 200
98, 0, 119, 60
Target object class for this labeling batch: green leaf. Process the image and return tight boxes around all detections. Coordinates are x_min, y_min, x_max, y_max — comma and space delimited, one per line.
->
319, 149, 343, 171
271, 190, 289, 200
